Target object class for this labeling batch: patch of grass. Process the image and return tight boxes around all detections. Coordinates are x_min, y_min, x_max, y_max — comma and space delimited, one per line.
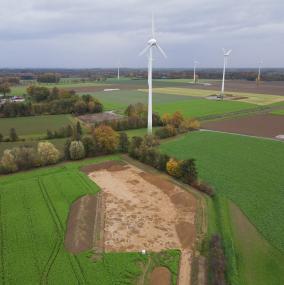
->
140, 87, 284, 105
155, 99, 256, 118
123, 127, 161, 138
0, 114, 74, 137
160, 131, 284, 284
270, 109, 284, 116
0, 156, 180, 284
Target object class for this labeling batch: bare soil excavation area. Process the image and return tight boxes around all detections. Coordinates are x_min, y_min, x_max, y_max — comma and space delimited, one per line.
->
73, 160, 197, 285
203, 114, 284, 140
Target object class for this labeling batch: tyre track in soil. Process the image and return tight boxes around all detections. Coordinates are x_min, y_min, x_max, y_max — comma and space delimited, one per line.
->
38, 177, 86, 285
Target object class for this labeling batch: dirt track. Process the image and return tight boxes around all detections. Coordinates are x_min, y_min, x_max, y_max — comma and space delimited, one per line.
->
88, 161, 197, 285
202, 114, 284, 139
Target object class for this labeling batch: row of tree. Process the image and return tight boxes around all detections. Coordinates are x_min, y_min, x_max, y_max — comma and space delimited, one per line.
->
0, 87, 103, 117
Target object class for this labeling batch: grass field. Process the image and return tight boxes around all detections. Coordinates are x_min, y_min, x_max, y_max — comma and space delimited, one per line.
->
88, 90, 258, 118
271, 109, 284, 115
160, 131, 284, 284
0, 156, 180, 284
0, 114, 74, 137
123, 127, 161, 138
140, 87, 284, 105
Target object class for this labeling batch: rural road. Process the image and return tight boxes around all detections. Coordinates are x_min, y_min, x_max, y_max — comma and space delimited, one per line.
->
178, 250, 192, 285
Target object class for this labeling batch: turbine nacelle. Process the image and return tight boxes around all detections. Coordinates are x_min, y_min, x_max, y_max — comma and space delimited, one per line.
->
148, 38, 157, 46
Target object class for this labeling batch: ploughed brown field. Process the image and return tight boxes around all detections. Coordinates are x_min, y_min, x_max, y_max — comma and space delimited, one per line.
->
65, 160, 197, 285
189, 80, 284, 96
202, 114, 284, 139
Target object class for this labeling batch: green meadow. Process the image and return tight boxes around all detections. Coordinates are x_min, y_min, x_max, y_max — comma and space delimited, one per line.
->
160, 131, 284, 285
0, 156, 180, 284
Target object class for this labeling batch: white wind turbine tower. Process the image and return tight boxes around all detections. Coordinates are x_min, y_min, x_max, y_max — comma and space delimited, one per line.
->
139, 14, 167, 134
221, 48, 232, 98
193, 60, 198, 83
257, 60, 263, 82
117, 59, 120, 80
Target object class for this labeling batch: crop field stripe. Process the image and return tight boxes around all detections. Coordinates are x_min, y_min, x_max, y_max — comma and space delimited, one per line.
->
38, 177, 86, 284
0, 193, 5, 285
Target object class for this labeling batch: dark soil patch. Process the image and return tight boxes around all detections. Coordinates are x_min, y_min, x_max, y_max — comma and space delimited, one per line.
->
138, 172, 175, 195
203, 114, 284, 139
188, 80, 284, 96
171, 192, 196, 210
78, 112, 124, 124
64, 194, 98, 253
176, 221, 195, 248
150, 267, 171, 285
81, 160, 128, 174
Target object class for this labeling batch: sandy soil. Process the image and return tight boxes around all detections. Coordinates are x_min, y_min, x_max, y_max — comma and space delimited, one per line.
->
150, 267, 171, 285
202, 114, 284, 140
88, 161, 197, 285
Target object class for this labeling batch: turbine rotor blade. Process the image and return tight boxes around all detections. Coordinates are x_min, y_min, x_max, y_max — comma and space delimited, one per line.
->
152, 12, 155, 38
156, 44, 167, 58
139, 45, 150, 56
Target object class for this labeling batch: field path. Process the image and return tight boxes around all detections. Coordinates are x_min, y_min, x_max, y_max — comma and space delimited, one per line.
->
178, 250, 192, 285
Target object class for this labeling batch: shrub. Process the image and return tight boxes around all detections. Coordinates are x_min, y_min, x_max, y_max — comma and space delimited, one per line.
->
156, 153, 170, 171
64, 138, 72, 160
166, 158, 182, 178
0, 133, 3, 142
128, 136, 143, 158
82, 135, 97, 157
180, 159, 198, 185
171, 111, 184, 128
179, 118, 200, 132
93, 125, 119, 154
192, 181, 215, 197
38, 142, 60, 166
1, 150, 18, 173
74, 100, 88, 115
155, 125, 177, 139
69, 141, 86, 160
9, 128, 18, 141
12, 146, 38, 170
143, 134, 160, 147
118, 132, 129, 153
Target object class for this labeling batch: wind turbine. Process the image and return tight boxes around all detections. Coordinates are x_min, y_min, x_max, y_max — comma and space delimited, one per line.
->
221, 48, 232, 99
117, 59, 120, 80
257, 60, 263, 86
139, 14, 167, 134
193, 60, 198, 84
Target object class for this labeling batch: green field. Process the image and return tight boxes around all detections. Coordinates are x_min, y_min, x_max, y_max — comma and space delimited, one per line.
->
160, 131, 284, 284
88, 90, 257, 118
271, 109, 284, 115
0, 156, 180, 284
0, 114, 74, 137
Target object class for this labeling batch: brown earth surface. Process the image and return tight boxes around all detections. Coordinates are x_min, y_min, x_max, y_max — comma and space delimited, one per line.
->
88, 161, 197, 285
78, 112, 124, 124
150, 267, 171, 285
64, 194, 98, 253
187, 80, 284, 96
202, 114, 284, 139
81, 160, 128, 174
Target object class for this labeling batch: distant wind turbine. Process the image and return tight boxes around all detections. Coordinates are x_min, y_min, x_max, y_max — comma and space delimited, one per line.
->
117, 59, 120, 80
221, 48, 232, 98
257, 60, 263, 85
193, 60, 198, 83
139, 14, 167, 134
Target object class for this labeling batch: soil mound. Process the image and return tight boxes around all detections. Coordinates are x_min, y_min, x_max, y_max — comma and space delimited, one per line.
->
150, 267, 171, 285
64, 194, 98, 253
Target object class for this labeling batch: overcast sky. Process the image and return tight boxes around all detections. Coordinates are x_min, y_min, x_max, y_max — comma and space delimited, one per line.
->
0, 0, 283, 68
